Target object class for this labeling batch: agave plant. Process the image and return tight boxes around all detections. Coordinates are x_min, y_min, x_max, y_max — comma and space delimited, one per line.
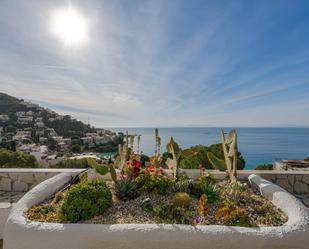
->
115, 179, 139, 201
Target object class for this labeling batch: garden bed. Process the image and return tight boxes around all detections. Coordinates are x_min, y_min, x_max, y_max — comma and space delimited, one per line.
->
4, 171, 309, 249
25, 174, 287, 227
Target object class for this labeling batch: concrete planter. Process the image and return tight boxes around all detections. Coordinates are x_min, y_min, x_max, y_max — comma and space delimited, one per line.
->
4, 172, 309, 249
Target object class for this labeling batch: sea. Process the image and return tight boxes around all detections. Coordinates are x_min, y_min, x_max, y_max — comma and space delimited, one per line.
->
109, 127, 309, 169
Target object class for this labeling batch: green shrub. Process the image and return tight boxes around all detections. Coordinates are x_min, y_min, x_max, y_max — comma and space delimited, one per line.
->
51, 158, 108, 175
115, 179, 139, 201
198, 173, 216, 185
304, 156, 309, 162
172, 174, 193, 193
153, 204, 194, 224
60, 180, 112, 222
179, 144, 246, 170
200, 183, 219, 203
255, 164, 273, 170
136, 172, 174, 195
0, 149, 40, 168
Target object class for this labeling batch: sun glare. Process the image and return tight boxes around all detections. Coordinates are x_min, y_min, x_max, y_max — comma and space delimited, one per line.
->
51, 7, 88, 46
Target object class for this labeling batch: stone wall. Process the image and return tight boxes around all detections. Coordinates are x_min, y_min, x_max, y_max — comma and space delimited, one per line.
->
0, 168, 308, 195
183, 169, 309, 195
238, 170, 309, 195
0, 169, 84, 192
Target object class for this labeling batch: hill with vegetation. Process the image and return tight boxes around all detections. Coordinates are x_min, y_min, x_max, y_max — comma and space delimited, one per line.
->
0, 92, 97, 137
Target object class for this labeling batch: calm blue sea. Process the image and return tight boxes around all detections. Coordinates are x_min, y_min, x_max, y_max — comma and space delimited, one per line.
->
109, 128, 309, 169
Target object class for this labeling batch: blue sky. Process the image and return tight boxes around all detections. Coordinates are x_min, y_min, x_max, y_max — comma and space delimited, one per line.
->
0, 0, 309, 127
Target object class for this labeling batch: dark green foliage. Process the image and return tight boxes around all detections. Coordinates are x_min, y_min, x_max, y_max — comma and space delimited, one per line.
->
140, 154, 150, 167
45, 113, 96, 137
198, 174, 216, 185
60, 180, 112, 222
153, 204, 194, 224
140, 198, 153, 212
188, 181, 203, 198
180, 145, 209, 169
0, 92, 96, 138
52, 158, 92, 168
200, 183, 219, 203
180, 144, 245, 170
47, 138, 59, 151
70, 144, 82, 153
0, 149, 40, 168
255, 164, 273, 170
304, 156, 309, 162
115, 179, 139, 201
94, 164, 109, 175
51, 158, 108, 175
135, 172, 174, 195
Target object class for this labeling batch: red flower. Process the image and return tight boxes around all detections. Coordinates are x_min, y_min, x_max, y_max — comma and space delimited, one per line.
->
147, 165, 156, 172
132, 160, 142, 168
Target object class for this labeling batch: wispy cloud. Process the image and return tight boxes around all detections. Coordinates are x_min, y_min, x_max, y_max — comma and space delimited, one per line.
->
0, 0, 308, 127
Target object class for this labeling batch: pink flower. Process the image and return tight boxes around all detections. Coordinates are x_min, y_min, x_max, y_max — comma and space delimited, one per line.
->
159, 167, 165, 175
194, 216, 202, 225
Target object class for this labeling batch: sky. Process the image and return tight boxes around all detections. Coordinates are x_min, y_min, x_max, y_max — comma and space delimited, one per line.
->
0, 0, 309, 128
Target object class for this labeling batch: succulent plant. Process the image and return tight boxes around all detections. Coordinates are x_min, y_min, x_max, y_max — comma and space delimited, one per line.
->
173, 192, 192, 208
109, 164, 118, 183
140, 197, 153, 211
154, 128, 161, 157
137, 135, 141, 154
166, 137, 182, 180
206, 129, 239, 183
198, 194, 208, 215
114, 179, 139, 201
117, 132, 130, 171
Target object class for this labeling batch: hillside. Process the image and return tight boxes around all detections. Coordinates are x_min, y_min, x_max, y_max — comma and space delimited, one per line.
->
0, 92, 96, 137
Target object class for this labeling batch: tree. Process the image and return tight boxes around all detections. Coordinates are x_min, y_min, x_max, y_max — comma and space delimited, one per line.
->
0, 149, 40, 168
71, 144, 81, 153
10, 140, 16, 151
47, 138, 58, 151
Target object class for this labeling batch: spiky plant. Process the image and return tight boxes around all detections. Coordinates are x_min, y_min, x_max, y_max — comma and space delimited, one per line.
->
206, 129, 239, 183
115, 179, 139, 201
137, 135, 141, 154
166, 137, 182, 180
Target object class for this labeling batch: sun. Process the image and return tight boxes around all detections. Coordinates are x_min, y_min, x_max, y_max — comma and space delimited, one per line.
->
51, 7, 88, 46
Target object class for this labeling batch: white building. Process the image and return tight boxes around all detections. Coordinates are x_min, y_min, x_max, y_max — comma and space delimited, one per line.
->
51, 136, 63, 143
81, 137, 93, 144
0, 114, 9, 122
18, 116, 33, 124
94, 136, 111, 144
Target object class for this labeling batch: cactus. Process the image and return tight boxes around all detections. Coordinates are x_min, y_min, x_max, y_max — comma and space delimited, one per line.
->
166, 137, 182, 180
137, 135, 141, 154
154, 128, 161, 157
117, 144, 128, 171
206, 130, 239, 182
221, 129, 238, 183
109, 164, 117, 183
130, 135, 135, 152
173, 192, 192, 207
206, 151, 226, 171
157, 136, 161, 156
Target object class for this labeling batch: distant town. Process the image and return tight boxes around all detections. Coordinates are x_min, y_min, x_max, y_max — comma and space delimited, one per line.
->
0, 92, 123, 167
